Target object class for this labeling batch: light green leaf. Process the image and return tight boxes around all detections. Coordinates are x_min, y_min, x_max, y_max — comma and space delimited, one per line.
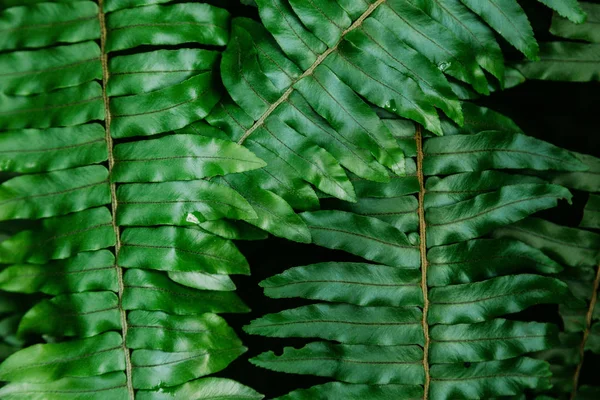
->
18, 291, 120, 338
0, 332, 124, 382
136, 377, 264, 400
0, 372, 128, 400
0, 82, 104, 130
105, 3, 230, 52
0, 250, 117, 295
112, 134, 266, 182
430, 318, 558, 362
127, 311, 241, 353
122, 269, 249, 315
423, 131, 587, 175
0, 124, 107, 174
108, 49, 219, 96
0, 207, 115, 264
117, 180, 256, 226
119, 226, 249, 275
0, 166, 109, 221
0, 41, 101, 95
110, 72, 221, 138
274, 382, 422, 400
0, 1, 99, 51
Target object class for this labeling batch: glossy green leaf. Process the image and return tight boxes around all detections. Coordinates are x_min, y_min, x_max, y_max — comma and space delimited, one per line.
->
412, 0, 505, 82
0, 41, 101, 95
440, 103, 522, 136
373, 0, 488, 93
430, 319, 558, 363
0, 124, 107, 174
119, 226, 249, 275
0, 250, 117, 295
195, 220, 269, 242
136, 377, 264, 400
0, 1, 99, 51
0, 372, 128, 400
425, 171, 546, 209
459, 0, 539, 60
0, 207, 115, 264
301, 210, 420, 268
0, 82, 104, 130
0, 166, 109, 221
429, 357, 552, 399
423, 131, 587, 175
117, 180, 256, 226
127, 311, 241, 353
0, 332, 124, 382
260, 262, 423, 307
122, 269, 249, 315
242, 140, 321, 210
112, 134, 266, 182
274, 382, 422, 400
108, 49, 219, 96
217, 175, 311, 243
429, 274, 570, 324
326, 195, 419, 232
167, 271, 236, 292
543, 151, 600, 192
427, 238, 562, 286
251, 341, 424, 385
18, 291, 120, 338
248, 119, 356, 202
110, 72, 221, 138
131, 345, 246, 389
105, 3, 230, 52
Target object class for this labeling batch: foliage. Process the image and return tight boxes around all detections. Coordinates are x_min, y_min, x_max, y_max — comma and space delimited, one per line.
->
0, 0, 598, 399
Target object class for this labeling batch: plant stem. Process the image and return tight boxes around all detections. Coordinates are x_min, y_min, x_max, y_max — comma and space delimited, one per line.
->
416, 125, 430, 399
570, 264, 600, 399
98, 1, 135, 398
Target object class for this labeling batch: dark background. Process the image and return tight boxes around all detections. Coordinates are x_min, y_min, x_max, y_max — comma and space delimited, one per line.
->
218, 1, 600, 398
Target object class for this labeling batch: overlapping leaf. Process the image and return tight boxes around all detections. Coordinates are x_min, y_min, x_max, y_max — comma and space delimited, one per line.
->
0, 1, 265, 398
245, 107, 584, 399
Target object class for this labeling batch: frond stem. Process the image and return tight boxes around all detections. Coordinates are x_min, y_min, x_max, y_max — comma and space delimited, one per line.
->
237, 0, 386, 145
570, 264, 600, 399
416, 125, 430, 398
98, 1, 135, 398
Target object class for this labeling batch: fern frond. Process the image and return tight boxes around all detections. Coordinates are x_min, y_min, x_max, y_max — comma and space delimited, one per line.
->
494, 217, 600, 399
245, 105, 587, 399
512, 2, 600, 82
0, 1, 265, 398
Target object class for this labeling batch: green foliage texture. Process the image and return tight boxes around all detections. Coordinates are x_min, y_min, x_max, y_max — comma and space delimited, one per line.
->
0, 0, 598, 399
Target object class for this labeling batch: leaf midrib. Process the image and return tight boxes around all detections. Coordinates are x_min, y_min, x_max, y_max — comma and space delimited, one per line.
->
236, 0, 386, 145
97, 1, 134, 398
